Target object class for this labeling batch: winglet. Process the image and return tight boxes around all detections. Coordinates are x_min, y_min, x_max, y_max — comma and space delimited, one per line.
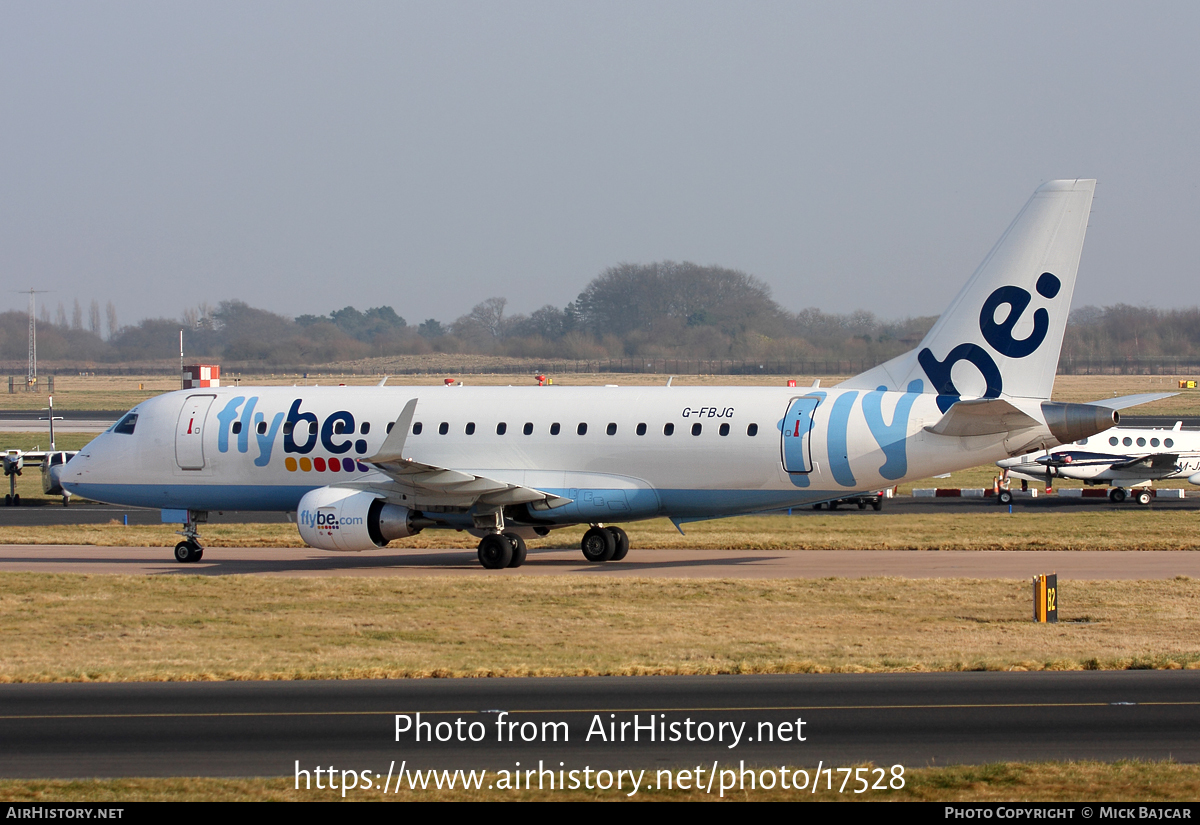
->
366, 398, 418, 464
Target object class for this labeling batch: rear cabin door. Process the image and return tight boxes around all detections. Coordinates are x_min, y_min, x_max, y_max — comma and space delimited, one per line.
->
175, 394, 216, 470
781, 396, 820, 474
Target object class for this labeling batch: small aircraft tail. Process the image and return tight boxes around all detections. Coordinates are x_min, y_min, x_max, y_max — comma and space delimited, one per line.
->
839, 179, 1096, 410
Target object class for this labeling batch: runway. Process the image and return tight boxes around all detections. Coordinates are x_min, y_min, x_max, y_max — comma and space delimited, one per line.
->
2, 544, 1199, 578
1, 671, 1196, 778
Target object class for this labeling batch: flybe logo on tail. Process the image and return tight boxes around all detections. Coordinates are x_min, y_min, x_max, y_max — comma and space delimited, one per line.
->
918, 272, 1061, 412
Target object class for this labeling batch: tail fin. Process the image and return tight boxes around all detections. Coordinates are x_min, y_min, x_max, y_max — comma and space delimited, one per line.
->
839, 179, 1095, 410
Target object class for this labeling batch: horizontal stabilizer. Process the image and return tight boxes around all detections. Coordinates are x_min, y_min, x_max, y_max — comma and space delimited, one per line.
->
923, 398, 1040, 437
1085, 392, 1177, 411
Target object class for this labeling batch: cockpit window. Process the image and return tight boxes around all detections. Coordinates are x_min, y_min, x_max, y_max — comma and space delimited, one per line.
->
113, 414, 138, 435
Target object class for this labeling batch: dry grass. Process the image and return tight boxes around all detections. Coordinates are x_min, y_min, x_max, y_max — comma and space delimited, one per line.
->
4, 372, 1199, 412
1, 761, 1198, 801
5, 509, 1200, 551
0, 573, 1196, 683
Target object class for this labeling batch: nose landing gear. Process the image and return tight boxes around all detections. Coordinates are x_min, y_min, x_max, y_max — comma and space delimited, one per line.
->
172, 510, 207, 563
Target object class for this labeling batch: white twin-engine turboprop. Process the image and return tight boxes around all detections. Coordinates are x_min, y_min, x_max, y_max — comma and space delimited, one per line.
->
62, 179, 1168, 568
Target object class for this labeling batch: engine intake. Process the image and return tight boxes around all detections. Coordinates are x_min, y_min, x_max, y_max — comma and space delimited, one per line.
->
296, 487, 421, 552
1040, 402, 1120, 445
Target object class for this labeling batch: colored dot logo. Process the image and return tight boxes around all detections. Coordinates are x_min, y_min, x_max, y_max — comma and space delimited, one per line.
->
285, 455, 369, 472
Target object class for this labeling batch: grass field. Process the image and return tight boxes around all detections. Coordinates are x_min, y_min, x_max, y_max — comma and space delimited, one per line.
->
2, 761, 1198, 801
3, 371, 1198, 413
1, 573, 1196, 682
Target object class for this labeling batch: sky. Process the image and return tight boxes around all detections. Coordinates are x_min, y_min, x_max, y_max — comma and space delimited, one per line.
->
3, 1, 1198, 328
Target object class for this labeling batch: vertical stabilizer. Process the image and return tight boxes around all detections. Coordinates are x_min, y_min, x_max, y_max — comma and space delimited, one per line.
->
839, 179, 1095, 408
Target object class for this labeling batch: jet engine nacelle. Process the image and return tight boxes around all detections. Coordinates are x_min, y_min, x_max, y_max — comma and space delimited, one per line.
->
296, 487, 421, 552
1040, 402, 1120, 445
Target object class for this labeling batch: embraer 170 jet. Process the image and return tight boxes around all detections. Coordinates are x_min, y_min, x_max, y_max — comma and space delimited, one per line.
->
62, 179, 1167, 568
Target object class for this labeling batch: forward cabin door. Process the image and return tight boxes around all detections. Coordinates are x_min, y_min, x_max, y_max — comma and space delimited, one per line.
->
781, 396, 820, 474
175, 395, 216, 470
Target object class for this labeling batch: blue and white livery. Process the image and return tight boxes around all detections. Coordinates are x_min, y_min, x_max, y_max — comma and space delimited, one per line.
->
64, 179, 1160, 567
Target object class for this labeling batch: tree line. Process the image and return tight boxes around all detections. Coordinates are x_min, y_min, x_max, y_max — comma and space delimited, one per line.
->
1, 263, 1197, 368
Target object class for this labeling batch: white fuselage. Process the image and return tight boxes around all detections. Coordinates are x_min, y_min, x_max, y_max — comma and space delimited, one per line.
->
62, 383, 1047, 528
999, 425, 1200, 485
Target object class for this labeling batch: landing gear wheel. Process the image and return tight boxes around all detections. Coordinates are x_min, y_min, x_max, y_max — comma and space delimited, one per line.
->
11, 494, 18, 506
871, 498, 883, 512
812, 503, 824, 511
998, 489, 1014, 505
828, 500, 839, 511
581, 526, 616, 562
857, 500, 867, 510
1109, 487, 1127, 504
477, 533, 513, 569
1135, 489, 1153, 506
606, 526, 630, 561
62, 495, 70, 507
174, 541, 202, 563
3, 494, 9, 506
503, 532, 527, 568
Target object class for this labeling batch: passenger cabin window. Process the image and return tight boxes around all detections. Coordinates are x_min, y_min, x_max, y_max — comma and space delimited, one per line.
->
1166, 438, 1175, 448
550, 423, 561, 435
412, 422, 423, 435
636, 423, 647, 436
523, 422, 533, 435
309, 422, 318, 435
113, 414, 138, 435
747, 423, 759, 436
691, 423, 702, 436
496, 422, 507, 435
1109, 436, 1118, 446
232, 421, 242, 434
386, 422, 394, 433
719, 423, 730, 436
577, 423, 588, 435
664, 423, 675, 436
1137, 437, 1146, 447
466, 422, 476, 435
334, 421, 345, 434
257, 421, 267, 435
283, 422, 294, 435
360, 422, 370, 434
606, 423, 617, 435
439, 422, 449, 435
1151, 438, 1160, 447
1122, 437, 1133, 446
1076, 438, 1088, 446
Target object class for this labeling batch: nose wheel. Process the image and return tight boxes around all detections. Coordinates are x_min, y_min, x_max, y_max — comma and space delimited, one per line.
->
174, 541, 203, 563
172, 510, 207, 563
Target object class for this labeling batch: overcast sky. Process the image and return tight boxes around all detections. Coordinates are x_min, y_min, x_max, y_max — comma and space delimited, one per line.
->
3, 1, 1198, 328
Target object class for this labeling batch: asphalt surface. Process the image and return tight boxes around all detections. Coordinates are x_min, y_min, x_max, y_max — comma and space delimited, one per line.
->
3, 545, 1199, 579
1, 491, 1197, 527
0, 671, 1195, 779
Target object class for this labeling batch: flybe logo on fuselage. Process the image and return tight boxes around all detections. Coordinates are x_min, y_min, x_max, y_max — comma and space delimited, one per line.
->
918, 272, 1061, 412
214, 396, 371, 472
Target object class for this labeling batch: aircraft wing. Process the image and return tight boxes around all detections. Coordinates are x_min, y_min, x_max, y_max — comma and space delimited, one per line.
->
363, 399, 573, 509
923, 398, 1041, 437
1109, 453, 1180, 472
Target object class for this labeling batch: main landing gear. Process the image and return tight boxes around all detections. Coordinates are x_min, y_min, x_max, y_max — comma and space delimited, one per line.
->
581, 525, 629, 563
477, 532, 528, 570
173, 510, 207, 564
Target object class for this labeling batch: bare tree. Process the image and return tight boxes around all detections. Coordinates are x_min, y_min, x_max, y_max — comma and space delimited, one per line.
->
89, 300, 101, 334
72, 299, 83, 330
56, 302, 68, 327
106, 301, 118, 340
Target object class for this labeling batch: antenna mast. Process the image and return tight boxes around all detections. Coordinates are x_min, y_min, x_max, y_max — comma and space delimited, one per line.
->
19, 289, 51, 390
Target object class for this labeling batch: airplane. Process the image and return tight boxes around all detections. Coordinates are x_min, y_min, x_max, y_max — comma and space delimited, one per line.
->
996, 422, 1200, 504
2, 397, 77, 506
59, 179, 1170, 568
